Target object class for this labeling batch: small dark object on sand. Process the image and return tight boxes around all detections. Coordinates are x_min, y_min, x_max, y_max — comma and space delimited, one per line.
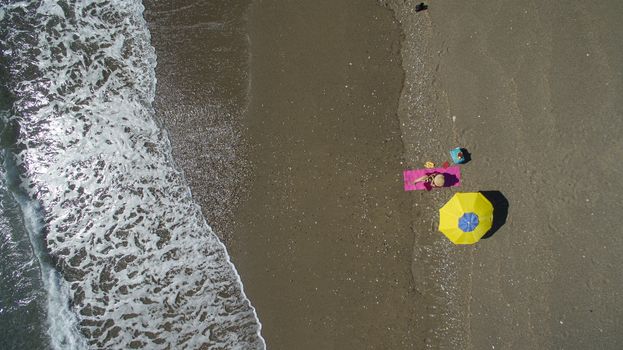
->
415, 3, 428, 12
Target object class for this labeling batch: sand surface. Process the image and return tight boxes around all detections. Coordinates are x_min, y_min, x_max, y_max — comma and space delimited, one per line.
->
387, 1, 623, 348
229, 1, 428, 349
145, 0, 623, 348
144, 0, 252, 243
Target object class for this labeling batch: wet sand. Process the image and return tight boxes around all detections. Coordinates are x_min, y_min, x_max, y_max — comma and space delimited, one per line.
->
144, 0, 252, 243
228, 1, 430, 349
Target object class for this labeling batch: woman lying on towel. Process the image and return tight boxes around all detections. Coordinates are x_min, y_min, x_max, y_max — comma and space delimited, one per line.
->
413, 172, 445, 190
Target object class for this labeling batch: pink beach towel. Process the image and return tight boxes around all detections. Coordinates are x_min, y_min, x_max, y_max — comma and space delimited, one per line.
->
403, 166, 462, 191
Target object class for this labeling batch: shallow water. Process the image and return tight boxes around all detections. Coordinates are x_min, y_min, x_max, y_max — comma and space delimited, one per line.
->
0, 147, 48, 349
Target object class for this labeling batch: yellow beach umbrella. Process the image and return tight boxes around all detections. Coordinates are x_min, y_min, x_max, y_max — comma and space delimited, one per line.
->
439, 192, 493, 244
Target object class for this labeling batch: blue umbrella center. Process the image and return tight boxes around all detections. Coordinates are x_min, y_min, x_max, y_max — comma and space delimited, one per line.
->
458, 212, 479, 232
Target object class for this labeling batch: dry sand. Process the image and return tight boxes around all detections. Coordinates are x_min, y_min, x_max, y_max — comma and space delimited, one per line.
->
386, 0, 623, 348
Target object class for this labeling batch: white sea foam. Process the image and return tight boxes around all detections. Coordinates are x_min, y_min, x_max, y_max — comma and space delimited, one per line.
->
18, 200, 87, 349
1, 0, 264, 348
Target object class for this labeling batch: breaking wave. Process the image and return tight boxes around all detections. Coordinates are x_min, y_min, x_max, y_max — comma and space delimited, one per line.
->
0, 0, 264, 348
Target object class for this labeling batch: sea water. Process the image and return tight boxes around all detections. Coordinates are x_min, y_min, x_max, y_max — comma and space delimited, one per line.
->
0, 138, 49, 349
0, 0, 264, 348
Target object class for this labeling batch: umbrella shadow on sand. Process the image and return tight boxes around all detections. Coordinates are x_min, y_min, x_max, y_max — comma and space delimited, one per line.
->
480, 191, 509, 239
